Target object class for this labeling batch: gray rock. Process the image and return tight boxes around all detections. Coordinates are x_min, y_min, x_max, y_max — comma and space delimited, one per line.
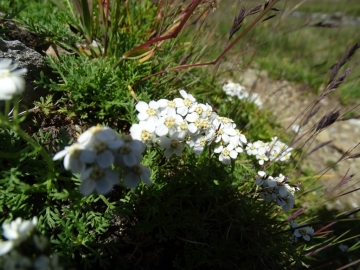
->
0, 39, 48, 109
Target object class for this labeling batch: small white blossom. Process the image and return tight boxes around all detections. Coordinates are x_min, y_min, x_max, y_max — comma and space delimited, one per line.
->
218, 144, 238, 164
130, 121, 157, 145
135, 100, 160, 125
0, 217, 38, 256
0, 59, 27, 100
155, 114, 183, 137
80, 166, 119, 196
123, 165, 151, 188
53, 143, 96, 173
109, 135, 146, 168
290, 221, 314, 241
158, 99, 177, 116
158, 135, 184, 158
77, 126, 121, 150
174, 90, 197, 116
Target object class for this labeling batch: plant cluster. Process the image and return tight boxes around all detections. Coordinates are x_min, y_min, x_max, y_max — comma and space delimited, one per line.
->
0, 0, 360, 269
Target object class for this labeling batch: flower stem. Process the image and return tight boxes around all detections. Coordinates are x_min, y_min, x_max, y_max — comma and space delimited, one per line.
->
0, 111, 55, 191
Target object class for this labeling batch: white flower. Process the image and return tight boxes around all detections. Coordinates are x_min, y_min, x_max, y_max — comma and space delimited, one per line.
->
53, 143, 96, 173
222, 81, 246, 98
291, 221, 314, 241
291, 124, 301, 133
158, 135, 184, 158
214, 123, 237, 144
157, 99, 177, 116
80, 166, 119, 196
135, 101, 160, 125
218, 144, 238, 164
191, 135, 207, 155
77, 126, 121, 150
0, 217, 38, 256
245, 143, 256, 155
123, 165, 151, 188
109, 135, 146, 168
174, 90, 197, 116
155, 114, 183, 137
247, 93, 263, 108
175, 119, 190, 140
255, 171, 267, 185
256, 152, 269, 165
186, 103, 208, 122
130, 121, 156, 145
277, 193, 295, 211
0, 59, 27, 100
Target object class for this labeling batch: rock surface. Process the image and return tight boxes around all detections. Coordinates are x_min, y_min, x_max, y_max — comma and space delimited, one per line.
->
0, 39, 48, 109
238, 68, 360, 210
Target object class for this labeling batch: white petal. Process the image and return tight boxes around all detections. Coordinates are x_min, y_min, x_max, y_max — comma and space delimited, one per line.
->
135, 101, 149, 112
155, 125, 169, 137
66, 156, 85, 173
122, 154, 138, 167
177, 106, 188, 116
96, 150, 114, 168
80, 179, 96, 196
124, 172, 140, 188
95, 177, 113, 194
185, 113, 198, 122
179, 90, 187, 98
229, 150, 238, 159
149, 100, 159, 109
0, 241, 14, 255
294, 230, 301, 238
52, 148, 68, 161
138, 112, 149, 121
158, 136, 171, 149
80, 149, 97, 163
107, 139, 124, 150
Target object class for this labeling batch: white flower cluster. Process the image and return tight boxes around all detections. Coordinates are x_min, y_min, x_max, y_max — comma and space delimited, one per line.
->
53, 126, 151, 195
222, 81, 263, 108
0, 59, 27, 101
255, 171, 298, 212
0, 217, 38, 256
290, 221, 314, 242
0, 217, 63, 270
246, 137, 292, 165
130, 90, 247, 165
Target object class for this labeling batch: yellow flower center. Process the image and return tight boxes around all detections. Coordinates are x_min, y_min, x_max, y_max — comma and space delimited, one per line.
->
195, 106, 203, 115
164, 117, 175, 128
184, 98, 192, 107
141, 131, 151, 142
168, 100, 176, 108
171, 140, 180, 149
222, 149, 230, 156
90, 167, 105, 180
180, 122, 187, 131
94, 141, 108, 152
146, 108, 156, 116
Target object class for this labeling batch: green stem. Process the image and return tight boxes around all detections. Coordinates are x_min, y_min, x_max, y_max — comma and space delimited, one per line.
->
0, 112, 55, 191
4, 100, 10, 116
